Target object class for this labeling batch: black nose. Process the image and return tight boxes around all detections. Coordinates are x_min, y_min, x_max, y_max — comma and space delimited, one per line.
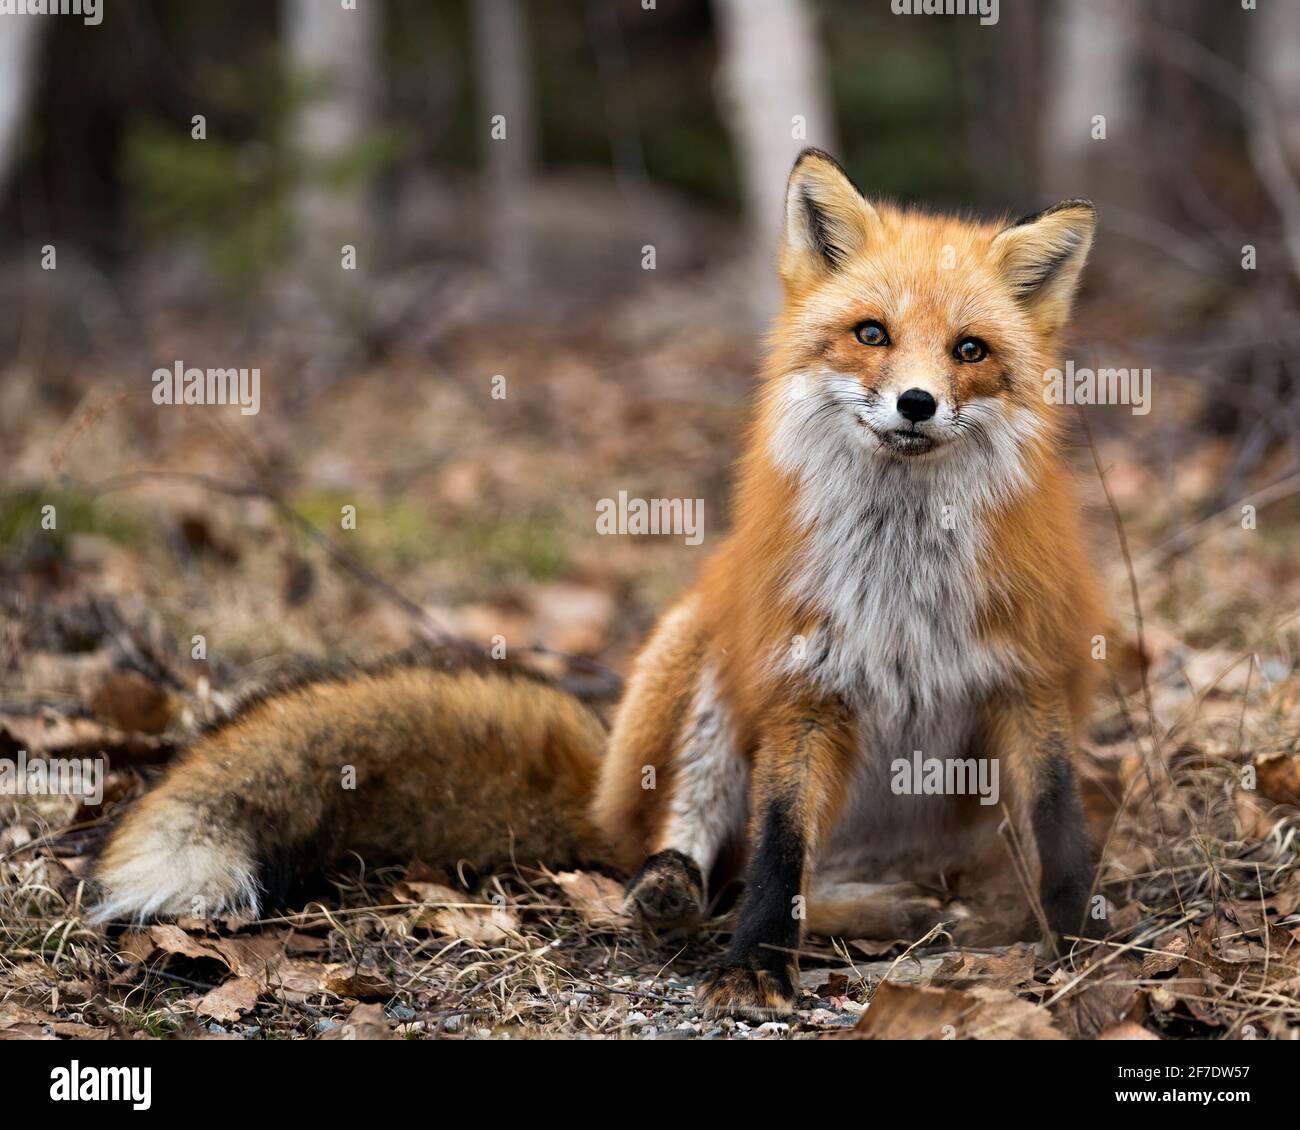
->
897, 388, 937, 423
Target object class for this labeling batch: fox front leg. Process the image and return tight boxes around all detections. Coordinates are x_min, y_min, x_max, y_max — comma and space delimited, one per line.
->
697, 702, 855, 1020
988, 694, 1098, 942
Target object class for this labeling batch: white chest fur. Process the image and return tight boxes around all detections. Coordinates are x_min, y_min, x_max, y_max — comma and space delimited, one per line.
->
767, 371, 1034, 874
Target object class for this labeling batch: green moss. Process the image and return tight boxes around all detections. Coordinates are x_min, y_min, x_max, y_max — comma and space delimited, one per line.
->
0, 487, 141, 555
436, 516, 570, 585
290, 491, 435, 569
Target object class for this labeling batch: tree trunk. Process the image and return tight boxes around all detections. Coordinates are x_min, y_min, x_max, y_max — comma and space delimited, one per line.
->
284, 0, 381, 266
472, 0, 536, 301
713, 0, 837, 320
0, 18, 44, 192
1250, 0, 1300, 173
1040, 0, 1144, 205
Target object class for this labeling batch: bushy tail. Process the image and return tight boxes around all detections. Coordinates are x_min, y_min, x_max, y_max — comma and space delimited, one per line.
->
90, 658, 608, 923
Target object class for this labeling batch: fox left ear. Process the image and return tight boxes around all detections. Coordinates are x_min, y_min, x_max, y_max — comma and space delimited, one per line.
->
780, 148, 880, 294
990, 200, 1095, 333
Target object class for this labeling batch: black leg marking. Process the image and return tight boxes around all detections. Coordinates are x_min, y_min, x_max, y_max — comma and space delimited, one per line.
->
728, 799, 803, 964
697, 798, 802, 1018
1032, 747, 1097, 939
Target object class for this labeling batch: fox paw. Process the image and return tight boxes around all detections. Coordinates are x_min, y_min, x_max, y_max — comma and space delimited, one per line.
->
697, 961, 795, 1020
625, 849, 705, 930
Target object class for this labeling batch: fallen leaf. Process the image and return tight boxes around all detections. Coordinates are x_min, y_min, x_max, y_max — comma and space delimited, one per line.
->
264, 958, 326, 1003
424, 902, 520, 944
554, 870, 632, 930
0, 1023, 58, 1040
1254, 753, 1300, 808
196, 976, 259, 1022
116, 930, 156, 965
845, 980, 1062, 1040
1098, 1021, 1161, 1040
320, 1002, 393, 1040
1140, 934, 1188, 976
0, 1002, 58, 1030
0, 710, 171, 765
389, 878, 520, 943
89, 670, 174, 735
1056, 975, 1143, 1040
321, 965, 393, 1000
930, 944, 1036, 992
148, 924, 227, 964
213, 934, 288, 985
1235, 790, 1277, 841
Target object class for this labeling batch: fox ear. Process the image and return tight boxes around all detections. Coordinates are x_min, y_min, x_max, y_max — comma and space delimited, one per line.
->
990, 200, 1095, 333
780, 149, 879, 290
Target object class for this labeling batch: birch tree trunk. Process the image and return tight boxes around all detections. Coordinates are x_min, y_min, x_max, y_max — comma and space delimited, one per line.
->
713, 0, 837, 320
1249, 0, 1300, 173
1040, 0, 1143, 203
0, 18, 44, 192
284, 0, 381, 270
472, 0, 536, 300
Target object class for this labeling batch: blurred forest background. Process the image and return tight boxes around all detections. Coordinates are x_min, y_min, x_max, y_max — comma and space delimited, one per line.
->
1, 0, 1300, 1040
1, 0, 1297, 676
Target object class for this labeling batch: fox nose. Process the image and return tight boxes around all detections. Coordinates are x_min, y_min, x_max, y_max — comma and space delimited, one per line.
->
897, 388, 937, 423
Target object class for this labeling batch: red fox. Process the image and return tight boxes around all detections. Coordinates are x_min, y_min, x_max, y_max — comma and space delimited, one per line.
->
93, 149, 1106, 1020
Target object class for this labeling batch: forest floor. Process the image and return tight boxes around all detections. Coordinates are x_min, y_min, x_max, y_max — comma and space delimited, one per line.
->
1, 305, 1298, 1040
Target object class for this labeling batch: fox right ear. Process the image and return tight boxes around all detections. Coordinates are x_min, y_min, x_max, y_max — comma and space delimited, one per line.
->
780, 149, 879, 292
990, 200, 1095, 335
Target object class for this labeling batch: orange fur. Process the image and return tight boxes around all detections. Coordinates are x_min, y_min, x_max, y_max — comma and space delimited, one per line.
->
93, 151, 1109, 1002
93, 660, 607, 921
599, 151, 1109, 1005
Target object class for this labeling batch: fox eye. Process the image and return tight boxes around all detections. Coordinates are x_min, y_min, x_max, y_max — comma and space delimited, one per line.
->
854, 320, 890, 347
954, 336, 988, 363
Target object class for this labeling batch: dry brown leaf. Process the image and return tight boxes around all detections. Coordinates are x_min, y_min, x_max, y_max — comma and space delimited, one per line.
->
213, 934, 288, 984
1263, 872, 1300, 919
0, 1002, 58, 1030
148, 924, 228, 964
321, 965, 393, 1000
0, 1023, 59, 1040
846, 980, 1062, 1040
195, 976, 259, 1023
389, 877, 462, 907
264, 958, 326, 1003
89, 670, 174, 735
930, 944, 1036, 992
1056, 975, 1143, 1039
390, 877, 521, 943
1235, 790, 1278, 841
1140, 934, 1188, 976
1254, 753, 1300, 808
424, 902, 520, 944
320, 1001, 394, 1040
554, 870, 632, 931
0, 709, 171, 765
51, 1022, 111, 1040
1097, 1021, 1161, 1040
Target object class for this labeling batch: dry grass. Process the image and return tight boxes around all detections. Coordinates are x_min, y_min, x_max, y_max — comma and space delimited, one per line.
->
1, 329, 1298, 1039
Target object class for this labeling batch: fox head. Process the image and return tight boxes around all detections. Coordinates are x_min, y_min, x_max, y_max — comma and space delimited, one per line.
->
764, 148, 1093, 469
